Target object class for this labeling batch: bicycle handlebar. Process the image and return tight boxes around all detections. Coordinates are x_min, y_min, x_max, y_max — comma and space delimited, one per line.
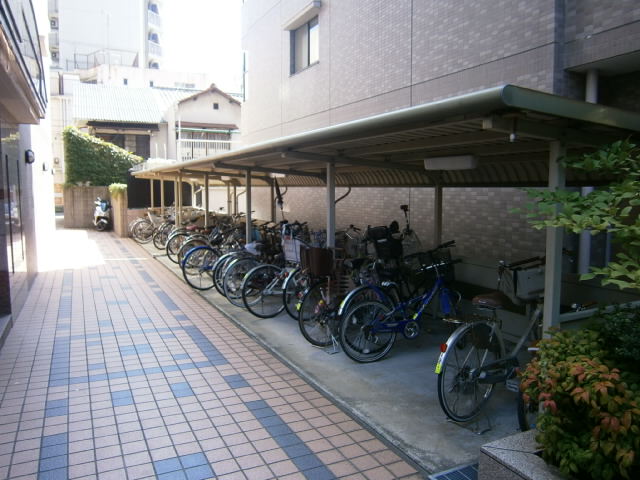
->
420, 258, 462, 273
435, 240, 455, 250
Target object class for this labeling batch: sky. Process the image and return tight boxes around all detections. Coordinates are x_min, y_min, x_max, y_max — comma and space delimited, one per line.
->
161, 0, 243, 94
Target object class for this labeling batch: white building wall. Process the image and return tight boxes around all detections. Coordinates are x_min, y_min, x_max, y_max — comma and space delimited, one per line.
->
177, 91, 241, 127
57, 0, 145, 70
79, 65, 212, 90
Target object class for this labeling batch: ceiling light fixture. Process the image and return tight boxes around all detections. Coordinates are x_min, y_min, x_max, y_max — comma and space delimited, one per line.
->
424, 155, 478, 170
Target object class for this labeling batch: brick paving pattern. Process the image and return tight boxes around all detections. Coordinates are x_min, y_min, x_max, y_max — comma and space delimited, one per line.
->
0, 230, 423, 479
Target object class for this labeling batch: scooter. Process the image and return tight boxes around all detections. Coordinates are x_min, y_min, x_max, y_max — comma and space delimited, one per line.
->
93, 197, 112, 231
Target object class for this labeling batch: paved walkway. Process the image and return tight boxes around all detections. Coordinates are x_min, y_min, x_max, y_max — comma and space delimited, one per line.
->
0, 229, 424, 480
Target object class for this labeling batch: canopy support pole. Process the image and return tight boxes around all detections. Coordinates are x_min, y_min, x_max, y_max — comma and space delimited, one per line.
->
246, 170, 252, 242
326, 162, 336, 248
542, 140, 566, 332
434, 182, 443, 246
150, 180, 154, 209
204, 174, 209, 228
160, 180, 165, 216
270, 180, 276, 223
176, 174, 182, 226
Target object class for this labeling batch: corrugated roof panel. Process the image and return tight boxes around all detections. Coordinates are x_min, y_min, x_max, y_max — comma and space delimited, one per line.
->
73, 84, 196, 124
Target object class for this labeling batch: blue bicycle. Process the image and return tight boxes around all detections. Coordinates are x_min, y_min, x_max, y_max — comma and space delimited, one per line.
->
338, 242, 461, 363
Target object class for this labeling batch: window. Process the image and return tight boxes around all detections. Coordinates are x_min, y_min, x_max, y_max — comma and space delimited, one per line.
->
291, 16, 318, 74
213, 103, 219, 110
123, 78, 128, 85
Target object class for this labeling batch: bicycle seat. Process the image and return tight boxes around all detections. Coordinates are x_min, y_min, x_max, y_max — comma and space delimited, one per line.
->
472, 291, 512, 309
343, 257, 368, 270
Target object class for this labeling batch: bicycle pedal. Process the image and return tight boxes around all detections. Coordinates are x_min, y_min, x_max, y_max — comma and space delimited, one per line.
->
506, 378, 520, 393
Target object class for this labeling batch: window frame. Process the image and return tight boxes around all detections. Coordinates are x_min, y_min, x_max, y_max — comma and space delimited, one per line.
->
290, 15, 319, 75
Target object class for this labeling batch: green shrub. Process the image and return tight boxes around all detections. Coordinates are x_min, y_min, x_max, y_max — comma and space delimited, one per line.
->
521, 326, 640, 479
64, 127, 142, 186
108, 183, 128, 197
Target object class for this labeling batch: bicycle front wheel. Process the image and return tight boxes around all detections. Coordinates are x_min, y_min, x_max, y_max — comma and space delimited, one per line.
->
436, 321, 501, 423
339, 300, 396, 363
242, 264, 285, 318
182, 246, 217, 290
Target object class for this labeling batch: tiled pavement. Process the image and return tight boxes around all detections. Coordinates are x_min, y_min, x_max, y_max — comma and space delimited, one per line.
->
0, 230, 424, 480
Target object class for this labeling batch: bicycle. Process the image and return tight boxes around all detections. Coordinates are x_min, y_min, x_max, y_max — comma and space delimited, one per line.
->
434, 255, 546, 423
241, 222, 310, 318
339, 242, 460, 363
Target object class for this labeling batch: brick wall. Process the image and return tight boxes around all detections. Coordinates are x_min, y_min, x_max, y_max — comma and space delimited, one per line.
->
245, 185, 545, 262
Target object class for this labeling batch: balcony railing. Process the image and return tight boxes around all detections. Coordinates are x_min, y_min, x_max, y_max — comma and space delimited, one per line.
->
49, 30, 58, 47
148, 40, 162, 58
148, 10, 161, 28
178, 139, 237, 162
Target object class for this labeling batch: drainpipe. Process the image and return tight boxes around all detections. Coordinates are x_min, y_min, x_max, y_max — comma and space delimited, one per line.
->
235, 188, 245, 216
578, 69, 598, 274
226, 182, 232, 214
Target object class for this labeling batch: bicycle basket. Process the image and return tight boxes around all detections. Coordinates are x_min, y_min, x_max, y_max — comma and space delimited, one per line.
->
367, 226, 403, 260
301, 247, 334, 277
499, 264, 545, 305
283, 237, 306, 263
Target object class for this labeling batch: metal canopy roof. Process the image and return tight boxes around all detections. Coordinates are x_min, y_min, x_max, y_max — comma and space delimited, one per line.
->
132, 85, 640, 187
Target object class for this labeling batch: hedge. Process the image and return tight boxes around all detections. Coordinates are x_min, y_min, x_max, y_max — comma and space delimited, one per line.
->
64, 126, 143, 186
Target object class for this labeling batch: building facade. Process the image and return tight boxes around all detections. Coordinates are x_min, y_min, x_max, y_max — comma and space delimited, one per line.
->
0, 0, 53, 336
49, 0, 164, 71
239, 0, 640, 261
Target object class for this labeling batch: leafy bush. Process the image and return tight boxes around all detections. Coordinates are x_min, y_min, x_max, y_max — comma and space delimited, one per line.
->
520, 140, 640, 292
521, 325, 640, 479
64, 127, 142, 186
108, 183, 128, 197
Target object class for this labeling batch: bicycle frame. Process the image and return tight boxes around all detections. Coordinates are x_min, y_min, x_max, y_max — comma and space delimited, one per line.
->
473, 302, 543, 383
367, 275, 456, 335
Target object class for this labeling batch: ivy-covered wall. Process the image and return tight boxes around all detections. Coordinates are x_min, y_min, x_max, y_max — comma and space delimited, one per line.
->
64, 127, 142, 186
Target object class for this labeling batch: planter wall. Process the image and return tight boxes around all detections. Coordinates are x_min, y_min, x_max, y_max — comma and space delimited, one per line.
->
111, 191, 128, 238
63, 186, 109, 228
479, 430, 564, 480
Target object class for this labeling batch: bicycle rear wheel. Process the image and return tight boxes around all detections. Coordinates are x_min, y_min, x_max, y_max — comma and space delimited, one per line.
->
297, 280, 335, 347
517, 389, 538, 431
182, 246, 217, 290
242, 264, 285, 318
213, 252, 243, 296
223, 257, 260, 307
436, 321, 501, 422
339, 300, 396, 363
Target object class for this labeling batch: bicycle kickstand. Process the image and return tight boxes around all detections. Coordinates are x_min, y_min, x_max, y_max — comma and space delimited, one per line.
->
324, 334, 341, 355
